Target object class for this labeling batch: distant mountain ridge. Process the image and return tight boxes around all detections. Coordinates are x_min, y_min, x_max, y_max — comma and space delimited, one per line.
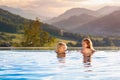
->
47, 8, 97, 23
0, 7, 120, 47
74, 10, 120, 36
0, 6, 51, 21
49, 6, 120, 23
1, 6, 120, 37
0, 8, 27, 33
48, 6, 120, 36
97, 6, 120, 16
0, 8, 60, 35
52, 13, 97, 30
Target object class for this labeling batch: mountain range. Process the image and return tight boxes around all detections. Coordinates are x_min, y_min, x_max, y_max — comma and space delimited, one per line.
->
74, 10, 120, 36
52, 14, 97, 30
0, 8, 60, 35
47, 8, 97, 23
0, 6, 51, 21
48, 6, 120, 23
0, 5, 120, 37
48, 6, 120, 36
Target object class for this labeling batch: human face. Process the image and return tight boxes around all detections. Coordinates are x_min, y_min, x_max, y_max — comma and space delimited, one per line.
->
58, 45, 66, 53
82, 41, 88, 48
62, 45, 66, 51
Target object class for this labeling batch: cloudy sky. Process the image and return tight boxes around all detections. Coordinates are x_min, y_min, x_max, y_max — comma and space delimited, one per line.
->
0, 0, 120, 17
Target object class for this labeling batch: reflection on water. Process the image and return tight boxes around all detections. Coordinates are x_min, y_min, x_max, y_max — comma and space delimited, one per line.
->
84, 62, 91, 67
0, 50, 120, 80
57, 58, 66, 63
84, 64, 92, 72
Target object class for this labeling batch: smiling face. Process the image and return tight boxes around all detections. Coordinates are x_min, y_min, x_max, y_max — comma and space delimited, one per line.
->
56, 42, 67, 53
82, 41, 88, 48
58, 45, 66, 52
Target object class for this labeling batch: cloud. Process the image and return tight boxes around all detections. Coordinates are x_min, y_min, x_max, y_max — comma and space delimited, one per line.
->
0, 0, 70, 16
0, 0, 120, 17
63, 0, 88, 2
0, 0, 37, 9
25, 0, 80, 16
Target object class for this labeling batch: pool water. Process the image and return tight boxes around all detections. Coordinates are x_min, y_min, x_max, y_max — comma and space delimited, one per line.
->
0, 50, 120, 80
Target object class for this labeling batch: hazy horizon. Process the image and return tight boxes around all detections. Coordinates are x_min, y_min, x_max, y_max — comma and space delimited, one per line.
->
0, 0, 120, 17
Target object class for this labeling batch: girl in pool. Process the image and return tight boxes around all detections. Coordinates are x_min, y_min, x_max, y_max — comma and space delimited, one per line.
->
81, 38, 95, 65
55, 42, 67, 63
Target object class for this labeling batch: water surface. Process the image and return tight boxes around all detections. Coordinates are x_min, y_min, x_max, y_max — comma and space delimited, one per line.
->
0, 50, 120, 80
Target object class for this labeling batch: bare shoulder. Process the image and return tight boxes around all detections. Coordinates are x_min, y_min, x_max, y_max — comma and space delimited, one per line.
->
84, 48, 91, 52
84, 48, 94, 54
81, 48, 88, 54
92, 49, 96, 53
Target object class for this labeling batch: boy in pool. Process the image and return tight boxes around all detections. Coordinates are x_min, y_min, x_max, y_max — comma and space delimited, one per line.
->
55, 42, 67, 63
81, 38, 95, 65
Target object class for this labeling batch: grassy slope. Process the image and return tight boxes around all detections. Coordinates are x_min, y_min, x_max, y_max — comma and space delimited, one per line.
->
0, 32, 77, 47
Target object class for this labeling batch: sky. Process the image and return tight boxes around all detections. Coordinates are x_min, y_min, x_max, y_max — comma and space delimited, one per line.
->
0, 0, 120, 17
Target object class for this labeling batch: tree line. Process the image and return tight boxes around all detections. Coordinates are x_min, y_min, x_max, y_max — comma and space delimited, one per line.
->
0, 8, 120, 47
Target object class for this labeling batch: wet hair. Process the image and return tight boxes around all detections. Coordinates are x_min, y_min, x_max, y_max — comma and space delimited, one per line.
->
82, 38, 95, 51
56, 42, 67, 53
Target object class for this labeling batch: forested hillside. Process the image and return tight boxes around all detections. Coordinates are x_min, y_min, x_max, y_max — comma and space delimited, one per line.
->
0, 8, 120, 47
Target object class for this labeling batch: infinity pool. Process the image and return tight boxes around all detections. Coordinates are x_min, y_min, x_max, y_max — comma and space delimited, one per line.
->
0, 50, 120, 80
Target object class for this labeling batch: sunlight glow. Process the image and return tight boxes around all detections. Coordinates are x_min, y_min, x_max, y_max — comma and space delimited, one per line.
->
0, 0, 120, 17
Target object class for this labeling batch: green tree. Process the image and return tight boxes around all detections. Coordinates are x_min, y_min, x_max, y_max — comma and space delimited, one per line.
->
23, 19, 41, 47
40, 31, 56, 46
22, 19, 55, 47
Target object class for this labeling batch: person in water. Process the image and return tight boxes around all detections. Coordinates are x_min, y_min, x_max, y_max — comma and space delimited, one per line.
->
55, 42, 67, 63
81, 38, 95, 65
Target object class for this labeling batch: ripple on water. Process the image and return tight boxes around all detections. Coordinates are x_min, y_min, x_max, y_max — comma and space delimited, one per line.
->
0, 50, 120, 80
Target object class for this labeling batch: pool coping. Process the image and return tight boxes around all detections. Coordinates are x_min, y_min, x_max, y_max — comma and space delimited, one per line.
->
0, 47, 120, 50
